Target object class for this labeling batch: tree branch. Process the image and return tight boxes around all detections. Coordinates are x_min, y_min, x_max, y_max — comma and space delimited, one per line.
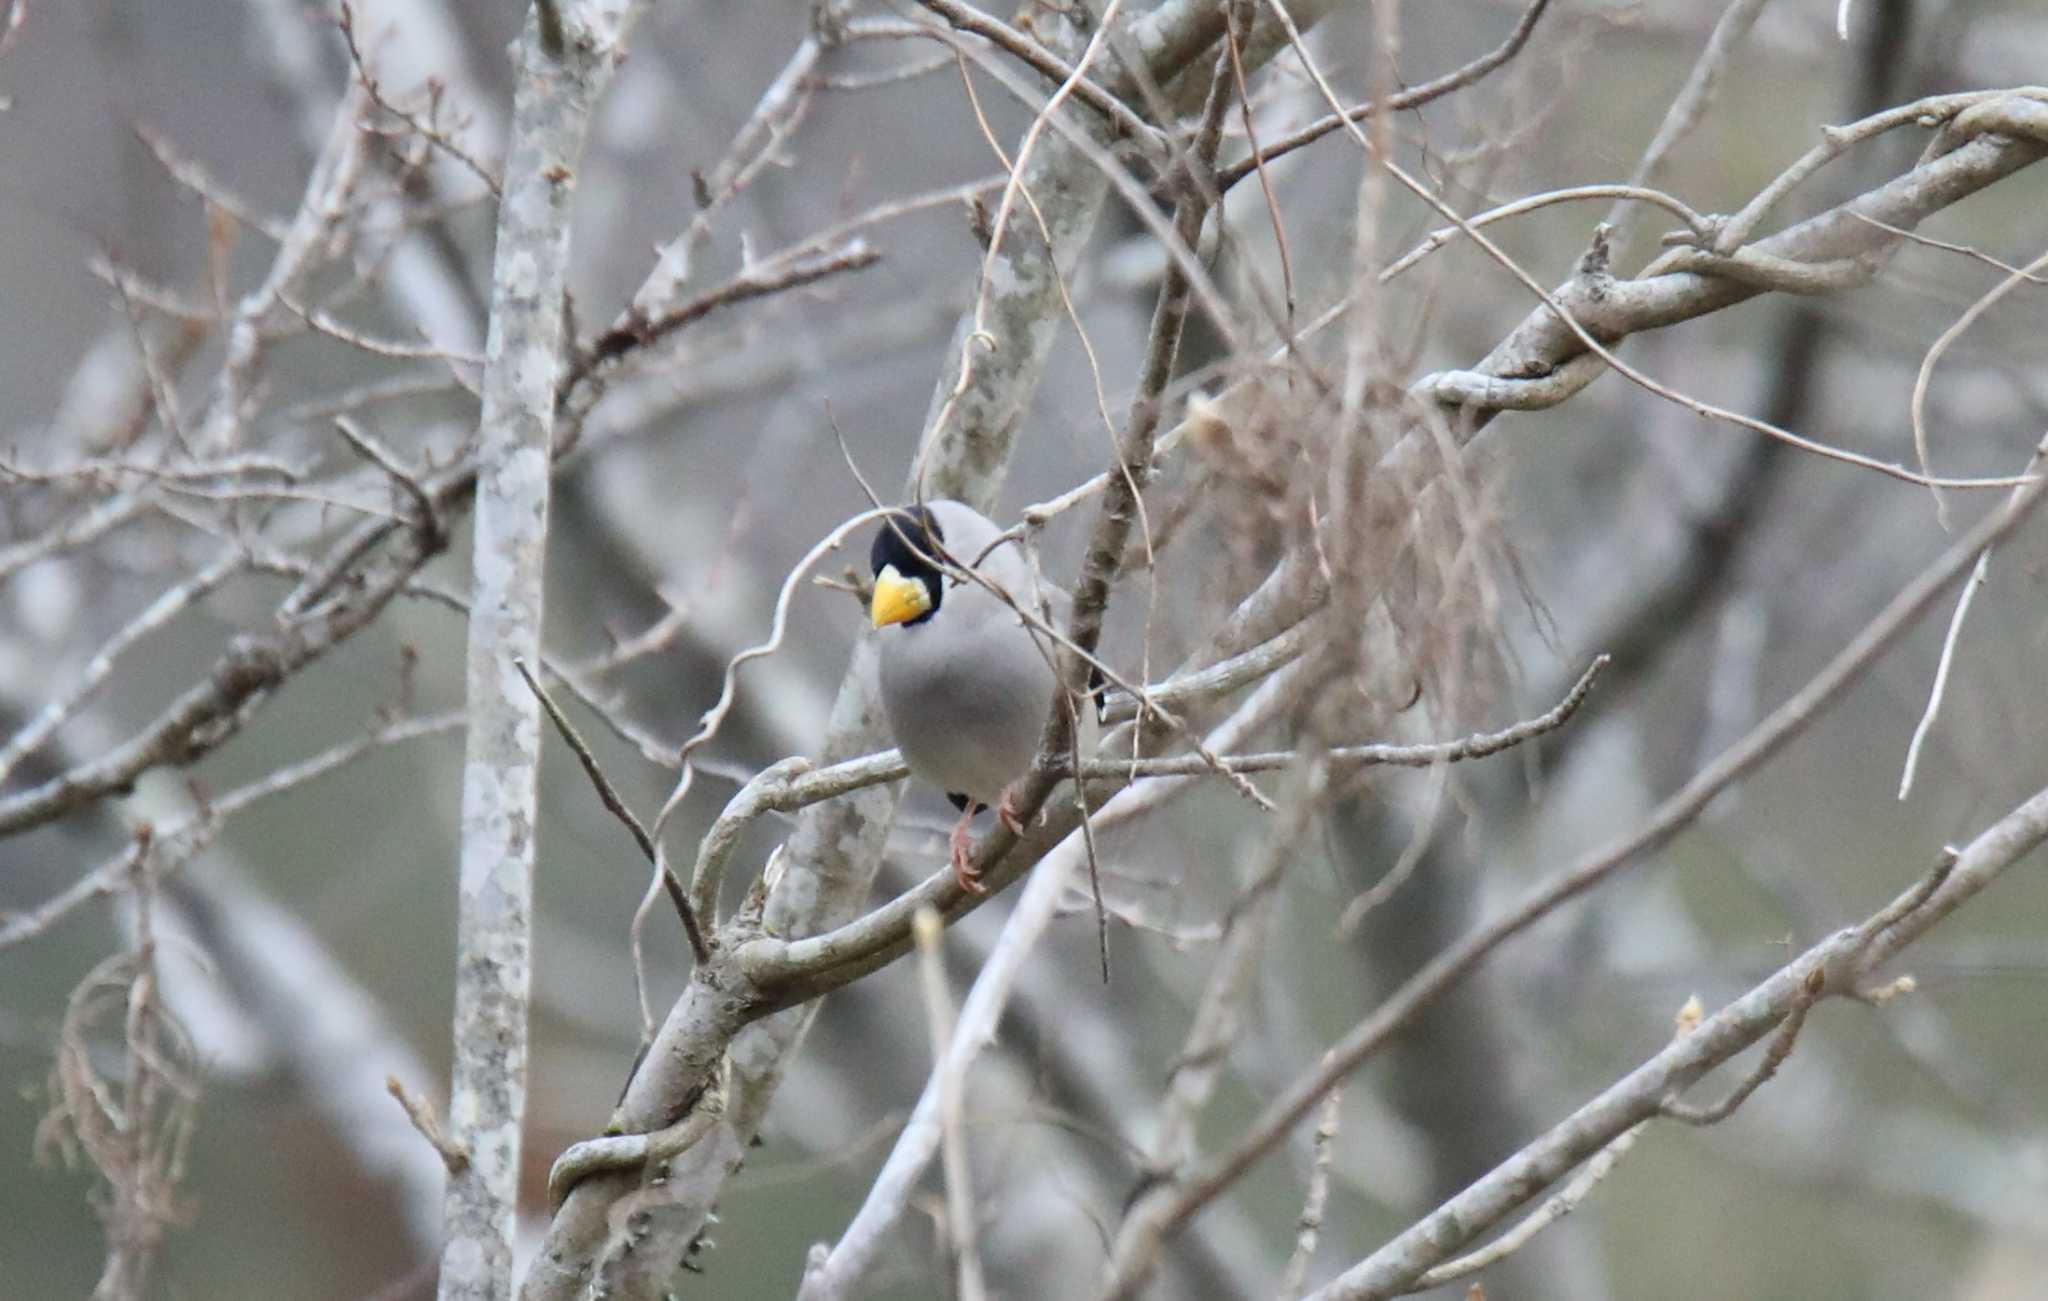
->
1099, 458, 2048, 1298
1302, 782, 2048, 1299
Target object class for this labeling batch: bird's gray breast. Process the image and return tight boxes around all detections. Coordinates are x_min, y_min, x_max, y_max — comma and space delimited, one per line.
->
878, 585, 1060, 805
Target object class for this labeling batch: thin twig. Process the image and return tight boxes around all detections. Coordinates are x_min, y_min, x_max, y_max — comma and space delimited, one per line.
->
1849, 211, 2048, 282
571, 241, 882, 391
1898, 434, 2048, 798
338, 0, 503, 196
912, 907, 986, 1301
1275, 1087, 1342, 1299
1215, 0, 1555, 190
133, 120, 292, 242
1907, 250, 2048, 528
386, 1075, 472, 1174
1661, 967, 1825, 1126
1381, 184, 1711, 283
910, 0, 1165, 152
1096, 654, 1605, 779
513, 659, 709, 966
282, 290, 486, 366
1895, 549, 1986, 801
1412, 1120, 1646, 1290
0, 552, 247, 789
333, 415, 443, 541
1599, 0, 1771, 240
1067, 691, 1110, 985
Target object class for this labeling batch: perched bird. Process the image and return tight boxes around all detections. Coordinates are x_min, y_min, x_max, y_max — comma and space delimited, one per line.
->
868, 500, 1094, 892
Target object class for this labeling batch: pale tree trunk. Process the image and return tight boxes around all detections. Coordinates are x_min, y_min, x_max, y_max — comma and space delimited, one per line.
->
442, 3, 649, 1297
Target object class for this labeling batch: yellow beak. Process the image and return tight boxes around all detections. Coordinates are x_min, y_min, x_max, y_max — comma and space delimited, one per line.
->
870, 565, 933, 629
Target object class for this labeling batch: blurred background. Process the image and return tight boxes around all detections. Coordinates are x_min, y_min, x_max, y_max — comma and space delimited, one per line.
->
3, 0, 2047, 1297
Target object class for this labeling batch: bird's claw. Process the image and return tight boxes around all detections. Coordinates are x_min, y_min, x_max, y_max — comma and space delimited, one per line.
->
995, 787, 1029, 838
945, 788, 1030, 894
949, 814, 988, 895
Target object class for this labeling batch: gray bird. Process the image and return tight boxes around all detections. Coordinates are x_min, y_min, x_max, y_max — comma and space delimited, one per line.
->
868, 500, 1095, 892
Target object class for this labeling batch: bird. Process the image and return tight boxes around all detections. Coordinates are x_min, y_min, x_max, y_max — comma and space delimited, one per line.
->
868, 499, 1096, 893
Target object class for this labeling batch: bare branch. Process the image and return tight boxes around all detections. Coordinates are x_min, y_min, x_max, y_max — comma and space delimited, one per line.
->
1411, 1120, 1645, 1291
0, 552, 246, 789
513, 658, 710, 966
1101, 462, 2048, 1297
569, 240, 883, 395
1898, 433, 2048, 796
909, 0, 1166, 153
0, 712, 460, 954
1275, 1089, 1343, 1300
1215, 0, 1555, 189
1660, 967, 1826, 1127
1298, 797, 2048, 1301
0, 523, 443, 837
338, 0, 503, 197
1598, 0, 1771, 240
1909, 250, 2048, 525
913, 906, 986, 1301
333, 415, 443, 542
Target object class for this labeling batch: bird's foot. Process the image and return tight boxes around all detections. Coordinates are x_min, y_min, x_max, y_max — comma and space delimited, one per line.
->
949, 809, 988, 895
995, 785, 1029, 838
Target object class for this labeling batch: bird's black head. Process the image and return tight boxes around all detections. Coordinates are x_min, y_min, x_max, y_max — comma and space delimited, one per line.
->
869, 506, 945, 629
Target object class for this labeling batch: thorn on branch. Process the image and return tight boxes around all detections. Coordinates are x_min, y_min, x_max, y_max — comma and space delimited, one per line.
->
1576, 222, 1614, 291
810, 565, 871, 603
966, 193, 994, 251
387, 1075, 469, 1174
